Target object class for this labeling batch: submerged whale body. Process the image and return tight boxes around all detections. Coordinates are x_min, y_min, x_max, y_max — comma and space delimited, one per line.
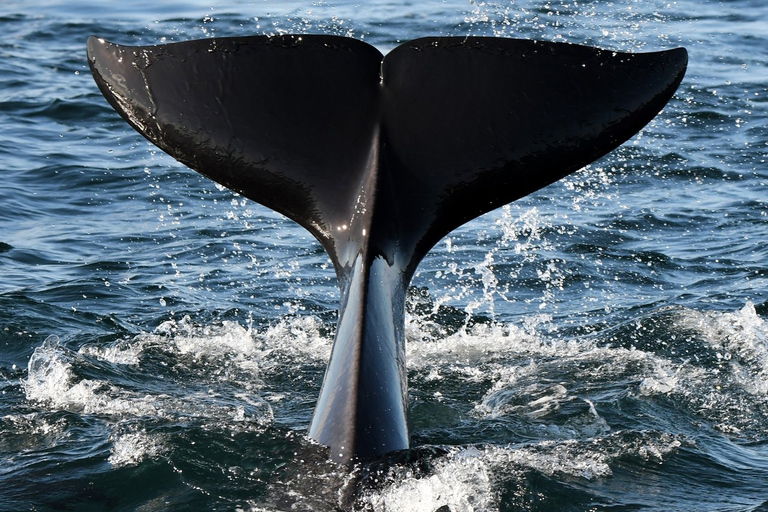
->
87, 34, 687, 463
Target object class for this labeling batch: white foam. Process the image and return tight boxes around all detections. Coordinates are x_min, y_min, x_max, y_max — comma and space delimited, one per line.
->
493, 430, 682, 479
24, 335, 76, 406
406, 320, 584, 373
1, 412, 67, 439
23, 331, 273, 427
261, 315, 332, 362
25, 302, 762, 493
359, 438, 639, 511
108, 430, 165, 468
144, 314, 332, 367
24, 336, 156, 416
78, 339, 146, 366
360, 447, 496, 512
492, 442, 612, 480
151, 315, 262, 358
75, 313, 331, 383
675, 302, 768, 395
639, 366, 681, 396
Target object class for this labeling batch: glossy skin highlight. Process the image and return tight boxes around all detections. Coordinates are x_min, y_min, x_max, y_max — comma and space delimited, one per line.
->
87, 34, 687, 463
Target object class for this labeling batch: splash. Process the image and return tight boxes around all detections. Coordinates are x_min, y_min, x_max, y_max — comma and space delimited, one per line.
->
356, 431, 682, 511
108, 429, 166, 467
676, 302, 768, 394
421, 204, 572, 327
23, 323, 278, 428
463, 0, 679, 50
78, 338, 145, 365
359, 447, 496, 511
663, 303, 768, 436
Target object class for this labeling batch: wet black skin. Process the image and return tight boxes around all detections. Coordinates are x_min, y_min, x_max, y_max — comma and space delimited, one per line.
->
86, 34, 687, 463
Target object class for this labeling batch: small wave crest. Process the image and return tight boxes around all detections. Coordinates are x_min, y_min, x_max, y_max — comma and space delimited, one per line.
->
20, 319, 307, 471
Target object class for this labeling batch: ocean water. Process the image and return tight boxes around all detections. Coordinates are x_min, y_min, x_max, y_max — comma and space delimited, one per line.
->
1, 0, 767, 510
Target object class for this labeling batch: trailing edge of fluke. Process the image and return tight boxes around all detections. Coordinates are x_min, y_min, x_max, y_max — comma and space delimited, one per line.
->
87, 34, 687, 463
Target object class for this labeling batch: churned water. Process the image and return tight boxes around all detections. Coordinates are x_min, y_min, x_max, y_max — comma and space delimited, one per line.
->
1, 0, 767, 510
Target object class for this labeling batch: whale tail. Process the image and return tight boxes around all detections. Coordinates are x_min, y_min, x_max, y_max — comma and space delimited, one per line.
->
87, 34, 687, 462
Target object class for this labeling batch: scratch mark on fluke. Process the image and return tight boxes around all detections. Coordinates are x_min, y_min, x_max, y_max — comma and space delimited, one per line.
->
87, 34, 687, 463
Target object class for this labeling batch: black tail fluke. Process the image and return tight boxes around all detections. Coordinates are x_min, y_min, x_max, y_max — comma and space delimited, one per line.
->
87, 34, 383, 274
380, 38, 687, 272
88, 34, 686, 463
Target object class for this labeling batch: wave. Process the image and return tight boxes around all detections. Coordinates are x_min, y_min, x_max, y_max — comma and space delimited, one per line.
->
7, 302, 768, 509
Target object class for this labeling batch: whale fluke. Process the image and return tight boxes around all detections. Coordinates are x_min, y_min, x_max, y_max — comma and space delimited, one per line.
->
87, 34, 687, 463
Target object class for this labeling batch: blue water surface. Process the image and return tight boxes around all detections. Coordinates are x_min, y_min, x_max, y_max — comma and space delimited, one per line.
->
1, 0, 767, 510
